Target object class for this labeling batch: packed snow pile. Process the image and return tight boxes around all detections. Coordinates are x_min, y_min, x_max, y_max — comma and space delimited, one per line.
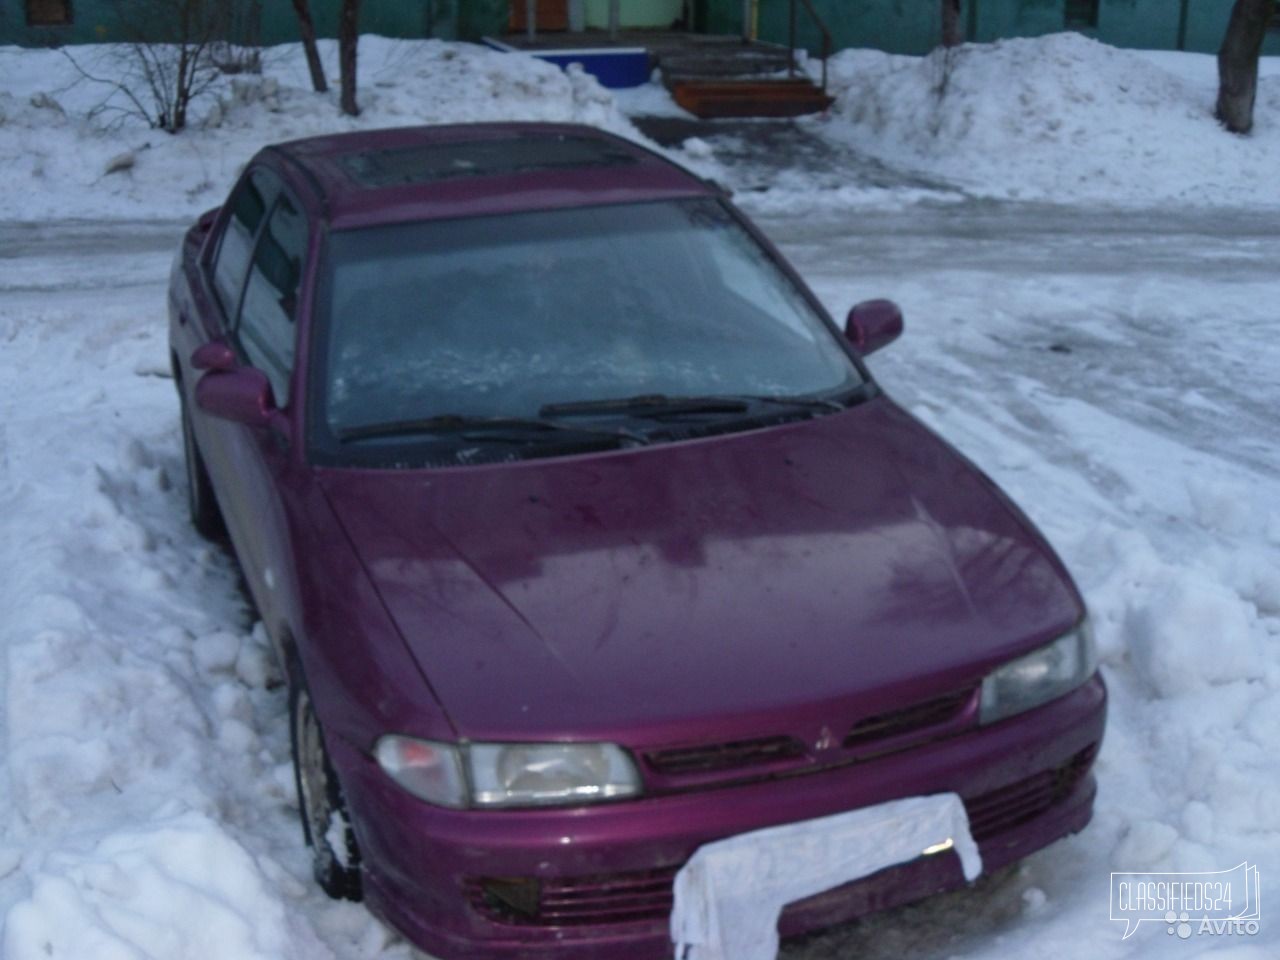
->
0, 241, 410, 959
0, 37, 639, 221
818, 32, 1280, 206
7, 813, 312, 960
4, 32, 1280, 218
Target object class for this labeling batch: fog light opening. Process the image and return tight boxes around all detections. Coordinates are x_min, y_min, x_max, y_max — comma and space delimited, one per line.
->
481, 877, 541, 920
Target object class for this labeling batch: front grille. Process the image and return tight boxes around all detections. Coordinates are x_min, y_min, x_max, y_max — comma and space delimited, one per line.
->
965, 744, 1097, 841
644, 735, 806, 776
650, 691, 977, 788
467, 746, 1098, 931
467, 866, 677, 927
843, 689, 974, 754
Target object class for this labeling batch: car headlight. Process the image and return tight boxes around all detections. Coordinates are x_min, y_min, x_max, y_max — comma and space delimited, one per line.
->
374, 737, 642, 809
469, 743, 641, 807
979, 621, 1097, 725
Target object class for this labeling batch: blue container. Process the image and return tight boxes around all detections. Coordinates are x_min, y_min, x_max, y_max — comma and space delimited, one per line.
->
483, 38, 652, 89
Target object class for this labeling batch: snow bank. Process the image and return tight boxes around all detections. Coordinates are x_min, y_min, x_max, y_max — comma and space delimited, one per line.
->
0, 272, 415, 958
0, 36, 642, 221
1125, 574, 1263, 697
5, 814, 311, 960
819, 33, 1280, 206
5, 32, 1279, 220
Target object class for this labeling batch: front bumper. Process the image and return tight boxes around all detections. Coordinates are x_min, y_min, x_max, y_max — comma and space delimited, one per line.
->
332, 674, 1106, 960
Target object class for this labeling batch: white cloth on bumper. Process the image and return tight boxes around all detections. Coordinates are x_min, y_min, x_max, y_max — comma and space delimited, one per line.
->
670, 792, 981, 960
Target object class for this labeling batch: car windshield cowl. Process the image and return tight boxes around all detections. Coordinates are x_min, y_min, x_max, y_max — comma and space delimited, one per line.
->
540, 394, 750, 418
337, 414, 649, 446
539, 390, 858, 421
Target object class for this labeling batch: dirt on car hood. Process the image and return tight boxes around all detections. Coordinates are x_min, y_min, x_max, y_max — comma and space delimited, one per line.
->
319, 396, 1083, 743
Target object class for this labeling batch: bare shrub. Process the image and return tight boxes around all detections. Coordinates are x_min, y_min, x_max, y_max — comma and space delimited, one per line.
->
63, 0, 261, 133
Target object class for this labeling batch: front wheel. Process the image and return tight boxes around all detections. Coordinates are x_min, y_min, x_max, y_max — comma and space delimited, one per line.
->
180, 398, 224, 540
291, 674, 363, 901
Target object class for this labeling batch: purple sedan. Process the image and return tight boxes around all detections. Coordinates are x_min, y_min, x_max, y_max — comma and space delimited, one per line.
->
168, 123, 1105, 959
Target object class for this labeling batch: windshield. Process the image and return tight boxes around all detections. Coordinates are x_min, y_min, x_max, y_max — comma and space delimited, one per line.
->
312, 198, 863, 463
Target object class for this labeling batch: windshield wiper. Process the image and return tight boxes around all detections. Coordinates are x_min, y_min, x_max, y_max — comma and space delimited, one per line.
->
738, 394, 848, 412
539, 392, 845, 419
337, 414, 647, 445
539, 394, 751, 418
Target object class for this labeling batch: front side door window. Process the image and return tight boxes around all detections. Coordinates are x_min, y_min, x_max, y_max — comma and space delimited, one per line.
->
237, 192, 306, 406
211, 169, 276, 331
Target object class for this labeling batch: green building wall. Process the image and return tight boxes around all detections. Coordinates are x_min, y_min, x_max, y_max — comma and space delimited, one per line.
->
703, 0, 1280, 57
0, 0, 507, 47
1, 0, 1277, 56
251, 1, 450, 44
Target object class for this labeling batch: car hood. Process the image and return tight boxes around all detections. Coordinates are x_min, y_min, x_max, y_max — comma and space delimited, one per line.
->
319, 397, 1082, 743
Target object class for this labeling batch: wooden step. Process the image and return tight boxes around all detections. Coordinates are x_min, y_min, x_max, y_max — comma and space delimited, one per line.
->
670, 79, 834, 119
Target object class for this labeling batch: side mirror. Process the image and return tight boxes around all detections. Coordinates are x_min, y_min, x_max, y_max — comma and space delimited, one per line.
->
196, 366, 283, 433
191, 340, 236, 372
844, 299, 904, 356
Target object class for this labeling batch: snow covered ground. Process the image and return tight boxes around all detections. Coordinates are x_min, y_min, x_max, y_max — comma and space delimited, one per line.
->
2, 30, 1278, 960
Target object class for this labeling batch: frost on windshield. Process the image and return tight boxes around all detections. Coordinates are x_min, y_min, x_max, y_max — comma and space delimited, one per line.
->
320, 199, 857, 433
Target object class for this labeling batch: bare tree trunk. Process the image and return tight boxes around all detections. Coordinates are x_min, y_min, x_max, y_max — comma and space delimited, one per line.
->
174, 45, 190, 131
339, 0, 360, 116
291, 0, 328, 92
1216, 0, 1271, 134
941, 0, 962, 47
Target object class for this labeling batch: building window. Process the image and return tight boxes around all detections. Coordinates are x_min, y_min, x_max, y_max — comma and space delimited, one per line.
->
1064, 0, 1099, 28
26, 0, 72, 26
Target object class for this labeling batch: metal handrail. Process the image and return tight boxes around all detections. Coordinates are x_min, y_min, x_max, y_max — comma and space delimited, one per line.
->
787, 0, 832, 92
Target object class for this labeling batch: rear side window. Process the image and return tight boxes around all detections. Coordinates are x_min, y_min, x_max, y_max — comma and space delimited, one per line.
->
238, 193, 306, 405
212, 171, 274, 325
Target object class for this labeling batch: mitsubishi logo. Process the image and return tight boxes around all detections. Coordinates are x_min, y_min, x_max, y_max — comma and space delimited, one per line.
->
813, 725, 837, 754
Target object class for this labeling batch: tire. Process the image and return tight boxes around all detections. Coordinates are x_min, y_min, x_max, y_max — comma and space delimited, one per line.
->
180, 398, 224, 540
290, 665, 364, 902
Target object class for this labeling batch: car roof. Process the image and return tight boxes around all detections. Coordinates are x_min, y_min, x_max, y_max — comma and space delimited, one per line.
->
265, 122, 716, 231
